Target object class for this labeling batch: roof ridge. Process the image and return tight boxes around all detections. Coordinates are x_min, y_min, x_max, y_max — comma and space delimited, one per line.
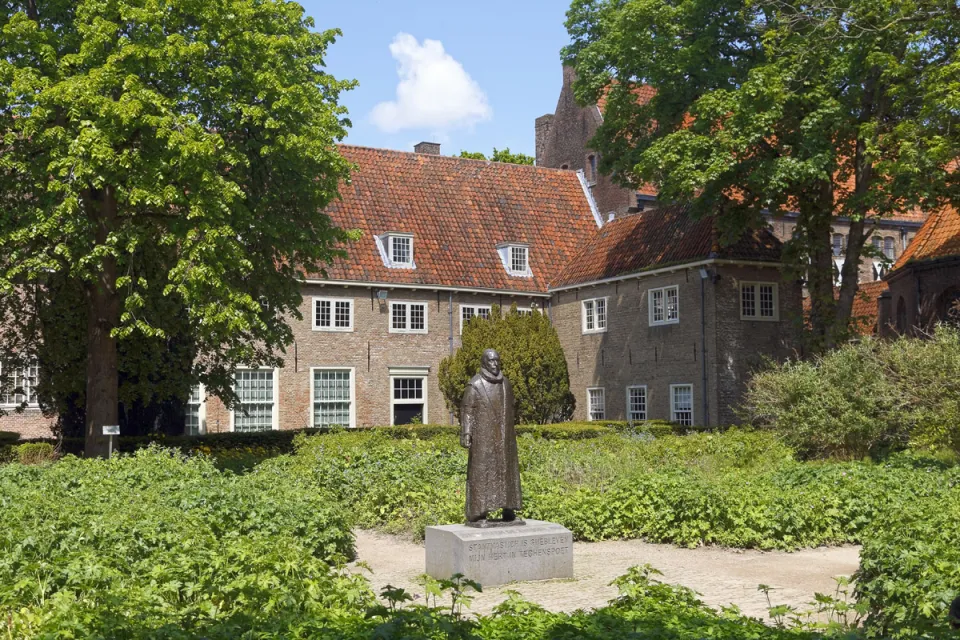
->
338, 144, 574, 174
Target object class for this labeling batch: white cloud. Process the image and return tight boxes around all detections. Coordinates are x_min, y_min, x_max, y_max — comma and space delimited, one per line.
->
371, 33, 492, 134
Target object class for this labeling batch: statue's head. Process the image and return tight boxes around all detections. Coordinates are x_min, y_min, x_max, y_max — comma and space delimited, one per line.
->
481, 349, 501, 376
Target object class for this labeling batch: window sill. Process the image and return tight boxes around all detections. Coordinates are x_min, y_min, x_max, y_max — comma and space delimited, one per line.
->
582, 328, 607, 335
649, 319, 680, 327
389, 329, 429, 335
740, 316, 780, 322
312, 326, 355, 332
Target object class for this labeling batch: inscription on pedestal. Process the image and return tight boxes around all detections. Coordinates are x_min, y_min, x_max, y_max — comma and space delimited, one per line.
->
467, 534, 571, 563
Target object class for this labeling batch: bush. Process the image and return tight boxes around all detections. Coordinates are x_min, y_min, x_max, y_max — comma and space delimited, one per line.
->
742, 326, 960, 459
0, 430, 19, 445
439, 304, 575, 424
13, 442, 55, 464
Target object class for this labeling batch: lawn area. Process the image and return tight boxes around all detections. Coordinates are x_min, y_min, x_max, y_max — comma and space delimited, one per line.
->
1, 426, 957, 638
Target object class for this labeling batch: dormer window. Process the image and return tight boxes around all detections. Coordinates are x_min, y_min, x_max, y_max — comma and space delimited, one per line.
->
376, 232, 416, 269
496, 243, 532, 277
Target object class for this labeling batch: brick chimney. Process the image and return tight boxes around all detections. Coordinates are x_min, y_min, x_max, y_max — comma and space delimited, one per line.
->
414, 141, 441, 155
535, 114, 554, 166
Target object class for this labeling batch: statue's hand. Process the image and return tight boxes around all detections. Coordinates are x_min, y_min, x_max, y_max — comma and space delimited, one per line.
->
460, 432, 471, 449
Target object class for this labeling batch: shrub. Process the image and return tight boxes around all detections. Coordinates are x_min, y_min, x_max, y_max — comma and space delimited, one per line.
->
14, 442, 55, 464
439, 304, 575, 424
0, 430, 19, 445
742, 327, 960, 459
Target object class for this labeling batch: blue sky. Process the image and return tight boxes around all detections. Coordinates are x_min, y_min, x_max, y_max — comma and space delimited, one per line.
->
298, 0, 572, 157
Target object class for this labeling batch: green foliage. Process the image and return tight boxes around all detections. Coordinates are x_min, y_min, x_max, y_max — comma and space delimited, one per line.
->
13, 442, 55, 465
563, 0, 960, 346
0, 431, 18, 445
457, 148, 535, 165
272, 428, 959, 550
0, 447, 363, 637
0, 0, 356, 448
743, 327, 960, 458
439, 305, 575, 424
856, 472, 960, 638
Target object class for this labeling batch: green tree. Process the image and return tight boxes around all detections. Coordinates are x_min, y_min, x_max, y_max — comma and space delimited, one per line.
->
0, 0, 355, 455
564, 0, 960, 348
457, 147, 535, 165
439, 305, 574, 424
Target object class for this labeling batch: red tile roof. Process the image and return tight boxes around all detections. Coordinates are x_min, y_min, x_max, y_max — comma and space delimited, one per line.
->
551, 205, 782, 288
314, 146, 600, 293
850, 281, 888, 335
596, 84, 657, 115
892, 204, 960, 272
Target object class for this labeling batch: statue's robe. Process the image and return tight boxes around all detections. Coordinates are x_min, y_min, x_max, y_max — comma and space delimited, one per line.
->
460, 372, 522, 521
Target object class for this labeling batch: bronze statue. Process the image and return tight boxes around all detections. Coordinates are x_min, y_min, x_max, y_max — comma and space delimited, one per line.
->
460, 349, 523, 527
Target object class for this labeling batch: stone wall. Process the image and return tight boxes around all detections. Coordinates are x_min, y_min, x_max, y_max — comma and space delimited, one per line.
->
882, 257, 960, 337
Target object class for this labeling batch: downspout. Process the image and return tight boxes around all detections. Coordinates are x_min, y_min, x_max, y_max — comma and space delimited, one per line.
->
700, 275, 710, 427
448, 291, 454, 424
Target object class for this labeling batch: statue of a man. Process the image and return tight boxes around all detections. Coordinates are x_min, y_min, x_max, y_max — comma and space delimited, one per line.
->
459, 349, 523, 527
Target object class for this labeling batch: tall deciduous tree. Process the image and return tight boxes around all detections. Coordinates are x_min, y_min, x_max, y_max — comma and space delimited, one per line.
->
564, 0, 960, 348
458, 148, 535, 165
439, 305, 574, 424
0, 0, 355, 455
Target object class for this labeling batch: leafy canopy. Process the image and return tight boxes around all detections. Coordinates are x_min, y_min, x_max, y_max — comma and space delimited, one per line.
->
0, 1, 356, 421
457, 147, 535, 165
564, 0, 960, 346
438, 305, 574, 424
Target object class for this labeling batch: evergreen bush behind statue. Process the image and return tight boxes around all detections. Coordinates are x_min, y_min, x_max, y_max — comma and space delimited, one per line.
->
439, 305, 574, 424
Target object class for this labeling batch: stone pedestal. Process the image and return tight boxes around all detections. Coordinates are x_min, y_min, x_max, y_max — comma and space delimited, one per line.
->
425, 520, 573, 587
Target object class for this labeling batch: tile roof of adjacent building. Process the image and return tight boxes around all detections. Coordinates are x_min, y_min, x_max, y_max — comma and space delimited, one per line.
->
313, 145, 601, 293
891, 204, 960, 272
850, 281, 888, 335
551, 204, 783, 289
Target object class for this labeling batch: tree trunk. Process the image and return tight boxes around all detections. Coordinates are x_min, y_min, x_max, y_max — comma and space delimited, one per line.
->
801, 182, 837, 352
83, 187, 120, 458
834, 216, 867, 343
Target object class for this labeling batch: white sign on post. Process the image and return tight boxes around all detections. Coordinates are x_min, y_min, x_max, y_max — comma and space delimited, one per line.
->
102, 425, 120, 458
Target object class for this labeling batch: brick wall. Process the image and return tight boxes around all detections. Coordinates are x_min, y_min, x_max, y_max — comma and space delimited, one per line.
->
883, 257, 960, 337
0, 409, 56, 439
202, 284, 545, 432
551, 264, 800, 426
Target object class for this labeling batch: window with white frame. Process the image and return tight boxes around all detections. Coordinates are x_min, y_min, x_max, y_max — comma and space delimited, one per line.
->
883, 236, 895, 260
670, 384, 694, 426
649, 286, 679, 325
832, 233, 844, 257
587, 387, 605, 421
496, 243, 532, 277
0, 362, 38, 406
185, 384, 206, 435
510, 246, 528, 274
582, 297, 607, 333
740, 282, 779, 320
233, 369, 276, 432
313, 297, 353, 331
312, 368, 354, 428
389, 235, 413, 267
391, 376, 426, 425
627, 386, 647, 422
390, 301, 427, 333
460, 304, 492, 334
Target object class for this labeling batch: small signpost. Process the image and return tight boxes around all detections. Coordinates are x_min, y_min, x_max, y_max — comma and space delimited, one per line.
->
102, 425, 120, 458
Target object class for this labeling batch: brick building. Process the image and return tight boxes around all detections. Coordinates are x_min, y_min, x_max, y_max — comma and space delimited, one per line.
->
1, 143, 801, 438
535, 66, 927, 285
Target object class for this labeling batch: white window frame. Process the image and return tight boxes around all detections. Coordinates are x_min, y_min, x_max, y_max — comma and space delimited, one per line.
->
670, 384, 694, 427
648, 286, 680, 326
460, 304, 493, 334
587, 387, 605, 421
388, 234, 414, 267
312, 297, 354, 332
388, 367, 429, 426
310, 367, 356, 429
185, 383, 206, 435
581, 297, 608, 334
389, 301, 429, 334
626, 385, 647, 422
495, 243, 533, 278
229, 367, 280, 432
740, 282, 780, 321
0, 361, 39, 408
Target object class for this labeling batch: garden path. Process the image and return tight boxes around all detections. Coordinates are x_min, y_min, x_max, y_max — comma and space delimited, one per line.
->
350, 529, 861, 620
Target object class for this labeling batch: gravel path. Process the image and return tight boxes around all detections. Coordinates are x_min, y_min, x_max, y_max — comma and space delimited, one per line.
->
349, 529, 861, 620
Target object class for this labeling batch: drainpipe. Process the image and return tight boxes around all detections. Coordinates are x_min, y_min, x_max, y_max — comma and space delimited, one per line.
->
699, 271, 711, 427
448, 291, 454, 424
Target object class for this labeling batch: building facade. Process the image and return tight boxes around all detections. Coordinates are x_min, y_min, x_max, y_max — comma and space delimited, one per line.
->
535, 66, 927, 285
1, 144, 802, 438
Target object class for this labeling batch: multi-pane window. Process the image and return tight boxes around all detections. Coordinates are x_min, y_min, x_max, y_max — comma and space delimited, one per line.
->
0, 362, 38, 406
185, 384, 205, 435
510, 246, 528, 275
649, 286, 679, 325
391, 376, 426, 425
670, 384, 694, 426
313, 298, 353, 331
587, 388, 605, 421
582, 298, 607, 333
832, 234, 844, 257
460, 305, 492, 334
390, 302, 427, 333
313, 369, 353, 428
390, 235, 413, 266
883, 237, 895, 260
627, 386, 647, 422
233, 369, 275, 432
393, 377, 423, 400
740, 283, 778, 320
